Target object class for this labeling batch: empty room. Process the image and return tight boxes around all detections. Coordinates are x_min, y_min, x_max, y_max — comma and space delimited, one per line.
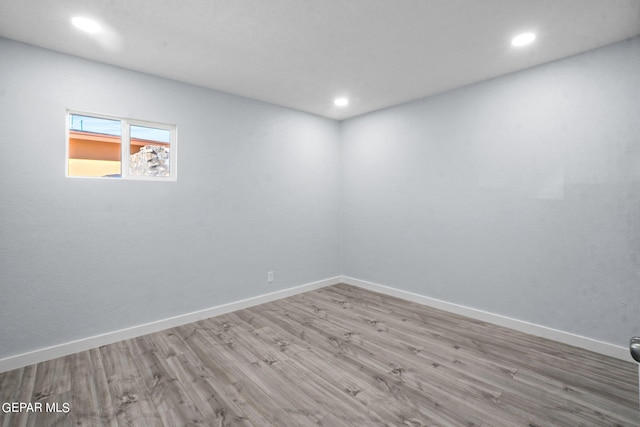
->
1, 0, 639, 425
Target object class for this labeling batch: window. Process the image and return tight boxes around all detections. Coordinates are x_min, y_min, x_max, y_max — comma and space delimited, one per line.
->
66, 111, 177, 180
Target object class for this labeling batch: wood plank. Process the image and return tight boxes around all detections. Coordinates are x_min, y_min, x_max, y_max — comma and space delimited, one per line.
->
25, 354, 72, 427
0, 364, 37, 427
99, 340, 164, 426
126, 336, 207, 426
0, 284, 637, 426
69, 348, 117, 427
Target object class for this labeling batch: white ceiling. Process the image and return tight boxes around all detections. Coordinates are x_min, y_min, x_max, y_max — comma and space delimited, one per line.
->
1, 1, 639, 120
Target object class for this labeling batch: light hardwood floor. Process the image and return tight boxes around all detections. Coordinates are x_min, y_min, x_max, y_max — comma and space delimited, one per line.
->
1, 284, 638, 426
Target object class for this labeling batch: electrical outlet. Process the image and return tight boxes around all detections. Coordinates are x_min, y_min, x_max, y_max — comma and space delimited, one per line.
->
267, 271, 274, 283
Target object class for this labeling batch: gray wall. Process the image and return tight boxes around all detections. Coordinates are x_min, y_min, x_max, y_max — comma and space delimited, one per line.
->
0, 38, 341, 359
2, 34, 638, 360
341, 36, 640, 347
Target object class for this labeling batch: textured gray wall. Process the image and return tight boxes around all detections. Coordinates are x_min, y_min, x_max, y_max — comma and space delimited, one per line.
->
341, 36, 640, 347
0, 38, 341, 359
2, 35, 638, 360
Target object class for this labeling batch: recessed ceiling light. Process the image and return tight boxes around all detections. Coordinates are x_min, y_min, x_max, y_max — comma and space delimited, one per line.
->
334, 98, 349, 107
71, 16, 102, 34
511, 32, 536, 47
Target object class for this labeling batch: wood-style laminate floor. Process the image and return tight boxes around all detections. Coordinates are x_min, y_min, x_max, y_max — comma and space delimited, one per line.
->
1, 284, 638, 426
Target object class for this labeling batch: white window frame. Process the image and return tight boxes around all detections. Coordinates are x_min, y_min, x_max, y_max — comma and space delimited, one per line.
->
66, 110, 178, 181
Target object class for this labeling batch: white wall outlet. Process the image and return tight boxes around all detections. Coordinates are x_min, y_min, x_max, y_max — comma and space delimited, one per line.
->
267, 271, 274, 283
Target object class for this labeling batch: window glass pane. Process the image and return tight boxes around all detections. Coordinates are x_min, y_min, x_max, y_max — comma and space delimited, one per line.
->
130, 125, 170, 143
68, 114, 122, 177
129, 125, 171, 177
69, 114, 121, 136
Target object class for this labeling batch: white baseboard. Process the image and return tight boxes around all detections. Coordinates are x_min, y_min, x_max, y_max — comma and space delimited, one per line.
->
340, 276, 631, 362
1, 274, 631, 373
0, 276, 342, 373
